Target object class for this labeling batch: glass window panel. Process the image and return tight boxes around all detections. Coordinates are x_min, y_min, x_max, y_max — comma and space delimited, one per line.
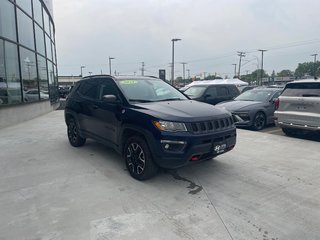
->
0, 41, 22, 105
20, 47, 38, 102
0, 0, 17, 42
43, 10, 50, 36
47, 60, 58, 102
45, 35, 52, 60
35, 24, 45, 56
33, 0, 43, 26
50, 21, 54, 41
17, 9, 34, 50
52, 42, 56, 64
37, 54, 49, 100
16, 0, 32, 16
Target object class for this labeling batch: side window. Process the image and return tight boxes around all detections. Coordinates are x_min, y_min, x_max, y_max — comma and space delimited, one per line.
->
272, 91, 281, 99
205, 87, 217, 98
78, 81, 99, 99
229, 86, 239, 96
98, 79, 119, 100
217, 86, 229, 97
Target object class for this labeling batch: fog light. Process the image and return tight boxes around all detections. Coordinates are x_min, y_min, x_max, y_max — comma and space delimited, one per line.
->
161, 140, 186, 152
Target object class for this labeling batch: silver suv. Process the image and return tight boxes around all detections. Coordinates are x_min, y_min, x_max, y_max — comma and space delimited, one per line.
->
274, 79, 320, 135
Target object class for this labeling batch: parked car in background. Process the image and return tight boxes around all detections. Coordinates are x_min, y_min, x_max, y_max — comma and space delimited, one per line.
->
274, 79, 320, 136
25, 89, 49, 101
216, 87, 282, 130
58, 85, 71, 98
184, 84, 240, 105
65, 75, 236, 180
238, 85, 257, 93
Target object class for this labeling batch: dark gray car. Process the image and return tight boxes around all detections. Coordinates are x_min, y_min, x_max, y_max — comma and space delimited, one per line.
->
216, 88, 282, 130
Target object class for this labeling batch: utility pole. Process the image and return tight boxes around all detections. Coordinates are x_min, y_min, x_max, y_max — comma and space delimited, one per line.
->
311, 53, 318, 79
258, 49, 267, 86
181, 62, 187, 86
141, 62, 145, 76
232, 64, 237, 77
237, 52, 246, 78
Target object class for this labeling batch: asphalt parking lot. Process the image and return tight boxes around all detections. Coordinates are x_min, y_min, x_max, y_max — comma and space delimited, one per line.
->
0, 111, 319, 240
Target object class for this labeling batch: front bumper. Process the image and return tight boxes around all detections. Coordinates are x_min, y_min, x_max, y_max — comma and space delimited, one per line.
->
147, 128, 237, 169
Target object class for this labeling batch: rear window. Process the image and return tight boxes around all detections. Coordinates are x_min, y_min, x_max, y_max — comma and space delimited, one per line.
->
282, 83, 320, 97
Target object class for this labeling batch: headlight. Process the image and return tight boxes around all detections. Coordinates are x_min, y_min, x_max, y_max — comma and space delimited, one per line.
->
153, 120, 187, 132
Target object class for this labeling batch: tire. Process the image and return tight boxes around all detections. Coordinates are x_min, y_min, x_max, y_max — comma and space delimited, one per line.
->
124, 136, 158, 180
282, 128, 296, 136
67, 118, 86, 147
252, 112, 266, 131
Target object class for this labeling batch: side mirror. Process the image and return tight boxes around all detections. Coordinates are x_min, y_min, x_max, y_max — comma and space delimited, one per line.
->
102, 94, 118, 103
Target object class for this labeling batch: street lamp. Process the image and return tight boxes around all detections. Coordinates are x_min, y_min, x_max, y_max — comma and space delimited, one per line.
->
109, 57, 115, 75
171, 38, 181, 86
232, 64, 237, 77
80, 66, 85, 77
311, 53, 318, 79
181, 62, 187, 86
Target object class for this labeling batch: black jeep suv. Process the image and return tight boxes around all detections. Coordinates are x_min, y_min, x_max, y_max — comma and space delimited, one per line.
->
64, 75, 236, 180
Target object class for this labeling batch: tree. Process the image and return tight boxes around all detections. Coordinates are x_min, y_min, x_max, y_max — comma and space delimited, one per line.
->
294, 61, 320, 78
277, 69, 293, 77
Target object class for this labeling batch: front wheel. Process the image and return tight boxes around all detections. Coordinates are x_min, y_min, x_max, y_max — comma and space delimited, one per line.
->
67, 118, 86, 147
124, 136, 158, 180
252, 112, 266, 131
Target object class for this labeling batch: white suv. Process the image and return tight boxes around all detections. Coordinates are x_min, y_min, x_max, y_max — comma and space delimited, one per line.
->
274, 79, 320, 135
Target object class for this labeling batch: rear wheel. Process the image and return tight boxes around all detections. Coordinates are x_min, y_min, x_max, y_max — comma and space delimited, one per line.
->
124, 136, 158, 180
252, 112, 266, 131
67, 118, 86, 147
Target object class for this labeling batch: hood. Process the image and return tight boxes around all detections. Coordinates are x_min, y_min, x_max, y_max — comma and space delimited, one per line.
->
132, 100, 230, 122
216, 100, 264, 112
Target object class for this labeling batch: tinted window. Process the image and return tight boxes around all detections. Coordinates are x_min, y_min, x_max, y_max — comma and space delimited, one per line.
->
33, 0, 43, 26
45, 35, 52, 60
20, 47, 38, 102
282, 83, 320, 97
78, 81, 99, 99
0, 1, 17, 41
98, 79, 119, 100
35, 24, 45, 56
217, 86, 229, 97
230, 86, 240, 96
17, 9, 34, 50
37, 55, 49, 99
16, 0, 32, 16
43, 10, 50, 36
205, 87, 217, 97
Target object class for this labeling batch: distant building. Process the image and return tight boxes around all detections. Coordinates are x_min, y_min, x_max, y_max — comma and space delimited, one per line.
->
0, 0, 59, 128
58, 76, 82, 86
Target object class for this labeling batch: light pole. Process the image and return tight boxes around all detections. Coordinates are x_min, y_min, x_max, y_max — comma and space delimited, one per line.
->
109, 57, 115, 75
232, 63, 237, 77
80, 66, 85, 77
237, 51, 245, 78
171, 38, 181, 86
89, 71, 92, 76
187, 69, 190, 79
311, 53, 318, 79
258, 49, 267, 86
181, 62, 187, 86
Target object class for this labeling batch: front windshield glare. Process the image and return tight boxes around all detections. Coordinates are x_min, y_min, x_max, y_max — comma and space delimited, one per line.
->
117, 79, 188, 102
184, 86, 206, 98
235, 89, 274, 102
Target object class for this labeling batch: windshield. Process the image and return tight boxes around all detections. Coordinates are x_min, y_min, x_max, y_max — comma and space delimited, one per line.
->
184, 86, 207, 98
235, 89, 275, 102
117, 79, 188, 102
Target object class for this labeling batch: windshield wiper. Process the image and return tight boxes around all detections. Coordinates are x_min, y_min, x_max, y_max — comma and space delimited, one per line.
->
302, 94, 320, 97
128, 99, 154, 103
157, 98, 183, 102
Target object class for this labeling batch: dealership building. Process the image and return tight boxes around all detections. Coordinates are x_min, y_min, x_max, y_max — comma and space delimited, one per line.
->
0, 0, 59, 129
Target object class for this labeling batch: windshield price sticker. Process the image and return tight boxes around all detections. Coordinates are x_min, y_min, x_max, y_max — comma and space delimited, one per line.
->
120, 80, 138, 85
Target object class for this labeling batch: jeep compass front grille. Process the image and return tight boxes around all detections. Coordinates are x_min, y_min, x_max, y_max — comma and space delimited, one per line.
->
188, 117, 234, 134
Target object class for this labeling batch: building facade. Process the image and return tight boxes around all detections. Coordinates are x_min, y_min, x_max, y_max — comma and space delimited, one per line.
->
0, 0, 59, 128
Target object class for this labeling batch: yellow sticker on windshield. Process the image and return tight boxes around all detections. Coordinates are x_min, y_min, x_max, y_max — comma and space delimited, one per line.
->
119, 80, 138, 84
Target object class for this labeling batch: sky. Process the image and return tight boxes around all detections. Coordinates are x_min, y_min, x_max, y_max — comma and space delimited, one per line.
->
53, 0, 320, 79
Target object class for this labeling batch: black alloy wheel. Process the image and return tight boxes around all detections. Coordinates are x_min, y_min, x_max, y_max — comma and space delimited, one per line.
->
124, 136, 158, 180
67, 118, 86, 147
252, 112, 266, 131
